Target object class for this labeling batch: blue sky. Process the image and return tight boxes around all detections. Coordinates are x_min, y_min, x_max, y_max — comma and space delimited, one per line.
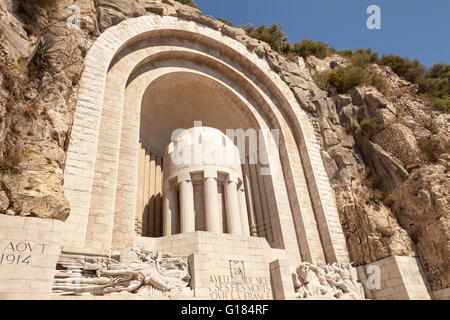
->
195, 0, 449, 68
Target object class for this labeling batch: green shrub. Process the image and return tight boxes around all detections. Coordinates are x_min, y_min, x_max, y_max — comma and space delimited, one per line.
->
317, 65, 387, 94
418, 64, 450, 97
380, 54, 425, 83
30, 40, 55, 73
335, 51, 449, 113
314, 70, 332, 91
174, 0, 198, 8
422, 117, 439, 134
417, 137, 448, 162
330, 67, 364, 93
367, 72, 388, 93
238, 23, 255, 35
293, 39, 329, 59
247, 24, 293, 55
426, 63, 450, 80
218, 17, 233, 27
369, 195, 381, 207
349, 49, 379, 68
426, 96, 450, 114
359, 117, 384, 136
337, 49, 353, 58
17, 0, 58, 17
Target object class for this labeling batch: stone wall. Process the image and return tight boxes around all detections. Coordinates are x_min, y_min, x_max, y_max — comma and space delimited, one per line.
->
135, 232, 293, 300
0, 215, 62, 299
358, 256, 432, 300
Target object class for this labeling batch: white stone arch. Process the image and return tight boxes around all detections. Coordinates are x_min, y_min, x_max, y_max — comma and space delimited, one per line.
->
63, 14, 348, 264
119, 51, 322, 263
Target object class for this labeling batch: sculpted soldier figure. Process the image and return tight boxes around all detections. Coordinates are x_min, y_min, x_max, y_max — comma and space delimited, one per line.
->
52, 248, 192, 297
293, 262, 365, 300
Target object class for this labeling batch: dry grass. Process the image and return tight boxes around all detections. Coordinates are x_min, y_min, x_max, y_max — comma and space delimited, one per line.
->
22, 102, 38, 118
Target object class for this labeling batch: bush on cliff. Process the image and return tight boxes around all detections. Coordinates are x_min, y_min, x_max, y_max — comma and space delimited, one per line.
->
247, 24, 293, 55
380, 54, 425, 83
218, 17, 234, 27
315, 65, 387, 94
418, 137, 450, 163
293, 39, 329, 59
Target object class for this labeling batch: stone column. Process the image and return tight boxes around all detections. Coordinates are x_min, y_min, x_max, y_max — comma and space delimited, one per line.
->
135, 143, 145, 235
256, 163, 274, 242
148, 153, 156, 237
143, 151, 151, 237
242, 163, 258, 236
248, 162, 266, 238
163, 185, 178, 236
204, 170, 221, 233
238, 183, 251, 237
224, 174, 242, 236
179, 175, 195, 233
154, 156, 163, 237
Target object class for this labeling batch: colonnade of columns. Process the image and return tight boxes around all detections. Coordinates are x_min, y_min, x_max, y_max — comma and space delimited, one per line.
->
241, 159, 274, 243
137, 131, 274, 242
163, 171, 251, 237
135, 156, 275, 240
135, 143, 163, 237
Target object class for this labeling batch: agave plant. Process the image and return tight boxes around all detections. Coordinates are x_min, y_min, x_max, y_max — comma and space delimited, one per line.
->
32, 39, 55, 71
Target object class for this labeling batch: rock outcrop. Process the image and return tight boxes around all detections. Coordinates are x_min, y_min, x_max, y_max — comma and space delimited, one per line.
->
392, 159, 450, 290
0, 0, 448, 291
0, 0, 98, 220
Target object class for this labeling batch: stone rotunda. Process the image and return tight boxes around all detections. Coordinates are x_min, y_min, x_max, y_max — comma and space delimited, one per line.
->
161, 127, 248, 237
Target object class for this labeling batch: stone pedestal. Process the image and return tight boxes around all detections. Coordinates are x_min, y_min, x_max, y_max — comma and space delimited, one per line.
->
357, 256, 432, 300
135, 232, 300, 300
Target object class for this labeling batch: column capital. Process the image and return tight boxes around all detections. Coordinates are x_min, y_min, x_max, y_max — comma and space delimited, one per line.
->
204, 169, 218, 179
177, 172, 192, 184
227, 172, 239, 184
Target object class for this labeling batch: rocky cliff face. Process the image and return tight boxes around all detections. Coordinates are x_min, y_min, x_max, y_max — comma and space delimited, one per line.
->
0, 0, 448, 291
0, 0, 98, 220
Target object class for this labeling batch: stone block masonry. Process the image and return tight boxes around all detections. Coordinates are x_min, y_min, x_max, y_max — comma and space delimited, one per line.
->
357, 256, 432, 300
0, 215, 62, 299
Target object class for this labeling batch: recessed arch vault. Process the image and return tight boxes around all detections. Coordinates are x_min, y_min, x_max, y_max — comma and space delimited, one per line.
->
63, 14, 349, 266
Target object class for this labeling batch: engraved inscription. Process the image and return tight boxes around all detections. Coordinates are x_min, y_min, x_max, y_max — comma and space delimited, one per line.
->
209, 260, 272, 300
0, 241, 47, 266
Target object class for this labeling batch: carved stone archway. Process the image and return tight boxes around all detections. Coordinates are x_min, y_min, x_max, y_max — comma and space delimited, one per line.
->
62, 14, 349, 266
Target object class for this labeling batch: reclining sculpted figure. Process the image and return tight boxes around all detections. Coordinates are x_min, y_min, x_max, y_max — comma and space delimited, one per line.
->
52, 248, 192, 297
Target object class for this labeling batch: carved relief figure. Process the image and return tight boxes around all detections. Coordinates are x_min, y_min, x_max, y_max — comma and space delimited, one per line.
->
293, 262, 365, 300
52, 248, 192, 298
